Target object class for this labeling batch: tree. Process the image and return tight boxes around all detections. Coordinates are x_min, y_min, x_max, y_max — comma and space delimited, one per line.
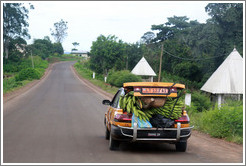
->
89, 35, 126, 74
3, 3, 34, 59
53, 43, 64, 55
72, 42, 79, 51
50, 19, 68, 43
140, 31, 156, 44
205, 3, 243, 67
166, 16, 190, 30
28, 36, 53, 59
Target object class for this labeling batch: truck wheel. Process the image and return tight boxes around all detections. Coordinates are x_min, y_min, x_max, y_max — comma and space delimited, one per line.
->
105, 127, 110, 140
175, 141, 187, 152
109, 134, 120, 150
104, 117, 109, 140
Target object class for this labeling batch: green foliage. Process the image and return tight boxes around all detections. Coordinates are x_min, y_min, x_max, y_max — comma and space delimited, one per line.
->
190, 91, 212, 112
28, 37, 53, 59
53, 42, 64, 55
107, 70, 142, 87
205, 3, 243, 65
3, 56, 48, 73
161, 71, 202, 90
26, 37, 64, 59
190, 100, 243, 144
15, 68, 41, 81
74, 61, 118, 94
3, 3, 34, 59
3, 56, 48, 94
89, 35, 127, 74
3, 77, 32, 94
74, 62, 94, 79
72, 42, 79, 51
173, 62, 202, 82
4, 77, 22, 89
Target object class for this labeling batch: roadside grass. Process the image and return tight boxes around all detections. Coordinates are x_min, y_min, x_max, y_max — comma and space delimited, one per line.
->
74, 61, 118, 95
3, 77, 32, 94
187, 100, 243, 144
3, 56, 48, 95
3, 55, 83, 95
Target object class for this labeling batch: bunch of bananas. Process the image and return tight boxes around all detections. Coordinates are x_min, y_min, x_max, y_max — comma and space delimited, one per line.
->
144, 97, 184, 120
119, 91, 151, 121
119, 91, 184, 121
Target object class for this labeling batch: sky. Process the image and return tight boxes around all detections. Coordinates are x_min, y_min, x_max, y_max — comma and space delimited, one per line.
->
25, 1, 211, 52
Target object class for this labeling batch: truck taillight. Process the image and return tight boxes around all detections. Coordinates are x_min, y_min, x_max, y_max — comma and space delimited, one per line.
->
114, 112, 132, 123
175, 115, 190, 123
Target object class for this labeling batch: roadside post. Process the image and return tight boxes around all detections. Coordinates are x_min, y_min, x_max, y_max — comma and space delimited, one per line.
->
31, 50, 34, 68
185, 93, 191, 106
158, 43, 164, 82
93, 72, 95, 79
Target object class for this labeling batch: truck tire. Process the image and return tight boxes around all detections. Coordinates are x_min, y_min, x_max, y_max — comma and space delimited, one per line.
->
105, 127, 110, 140
109, 134, 120, 150
104, 117, 110, 140
175, 141, 187, 152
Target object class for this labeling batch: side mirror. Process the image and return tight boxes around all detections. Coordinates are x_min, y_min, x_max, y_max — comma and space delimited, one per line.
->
102, 100, 111, 105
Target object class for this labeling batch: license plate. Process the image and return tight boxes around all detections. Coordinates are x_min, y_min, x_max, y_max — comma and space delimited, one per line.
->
148, 133, 161, 137
142, 88, 168, 94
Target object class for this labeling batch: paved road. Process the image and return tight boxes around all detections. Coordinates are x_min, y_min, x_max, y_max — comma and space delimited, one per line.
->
3, 61, 243, 163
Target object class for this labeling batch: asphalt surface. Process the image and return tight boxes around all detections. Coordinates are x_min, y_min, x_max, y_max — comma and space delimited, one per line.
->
3, 61, 243, 163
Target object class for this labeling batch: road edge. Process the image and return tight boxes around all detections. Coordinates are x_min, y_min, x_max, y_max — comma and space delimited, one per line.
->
71, 65, 114, 100
3, 62, 55, 104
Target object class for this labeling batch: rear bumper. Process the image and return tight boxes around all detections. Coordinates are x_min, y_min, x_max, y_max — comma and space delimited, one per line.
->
111, 122, 194, 143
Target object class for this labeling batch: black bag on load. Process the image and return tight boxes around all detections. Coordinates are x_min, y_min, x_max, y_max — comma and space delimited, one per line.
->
150, 114, 175, 128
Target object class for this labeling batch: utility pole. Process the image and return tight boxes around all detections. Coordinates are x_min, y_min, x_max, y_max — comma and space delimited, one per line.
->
158, 42, 164, 82
126, 55, 128, 70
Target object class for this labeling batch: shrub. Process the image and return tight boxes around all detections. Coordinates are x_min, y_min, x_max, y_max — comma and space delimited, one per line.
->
191, 91, 212, 112
15, 68, 41, 81
3, 63, 19, 73
107, 70, 142, 87
189, 100, 243, 144
200, 101, 243, 141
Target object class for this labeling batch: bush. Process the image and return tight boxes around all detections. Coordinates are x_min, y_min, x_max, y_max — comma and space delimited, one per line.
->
4, 56, 48, 73
15, 68, 41, 81
191, 91, 212, 112
200, 101, 242, 142
107, 70, 142, 87
3, 63, 19, 73
189, 100, 243, 144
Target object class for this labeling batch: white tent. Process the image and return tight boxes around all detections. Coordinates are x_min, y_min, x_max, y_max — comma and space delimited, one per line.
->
200, 48, 243, 107
131, 57, 156, 82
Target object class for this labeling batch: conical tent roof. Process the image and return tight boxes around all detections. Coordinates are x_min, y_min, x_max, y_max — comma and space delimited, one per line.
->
131, 57, 156, 76
200, 48, 243, 94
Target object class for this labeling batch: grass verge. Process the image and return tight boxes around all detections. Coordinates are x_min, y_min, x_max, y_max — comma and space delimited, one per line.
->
74, 61, 118, 95
187, 100, 243, 144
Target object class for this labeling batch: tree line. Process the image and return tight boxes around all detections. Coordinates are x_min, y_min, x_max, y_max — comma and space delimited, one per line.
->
3, 3, 243, 90
3, 3, 68, 63
88, 3, 243, 88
